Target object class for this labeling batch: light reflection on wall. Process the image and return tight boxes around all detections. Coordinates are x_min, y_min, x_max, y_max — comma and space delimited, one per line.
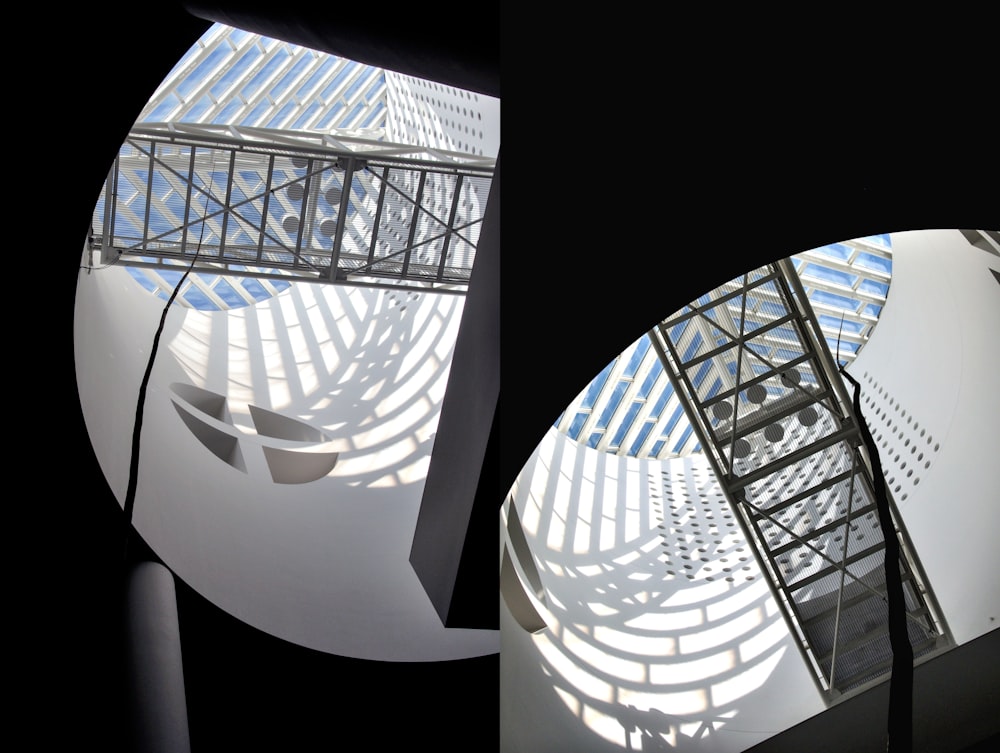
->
508, 428, 795, 750
167, 281, 460, 487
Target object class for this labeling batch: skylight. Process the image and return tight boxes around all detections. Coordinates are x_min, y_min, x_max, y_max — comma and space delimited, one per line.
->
556, 235, 893, 459
90, 23, 500, 312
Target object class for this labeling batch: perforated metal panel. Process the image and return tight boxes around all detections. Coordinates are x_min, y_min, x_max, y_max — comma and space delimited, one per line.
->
649, 259, 949, 701
92, 124, 493, 296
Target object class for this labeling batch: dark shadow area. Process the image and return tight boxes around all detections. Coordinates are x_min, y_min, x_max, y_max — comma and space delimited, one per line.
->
16, 3, 996, 751
744, 628, 1000, 753
173, 573, 499, 751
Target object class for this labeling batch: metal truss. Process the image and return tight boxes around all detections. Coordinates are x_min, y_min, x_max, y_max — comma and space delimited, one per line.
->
649, 258, 950, 701
91, 123, 495, 295
555, 237, 893, 460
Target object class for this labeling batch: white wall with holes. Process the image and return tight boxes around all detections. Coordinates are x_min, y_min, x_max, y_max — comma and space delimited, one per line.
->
844, 228, 1000, 644
384, 71, 500, 158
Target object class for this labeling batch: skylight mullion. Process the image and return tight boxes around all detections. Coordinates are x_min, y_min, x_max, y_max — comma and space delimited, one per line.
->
573, 354, 630, 443
185, 274, 234, 310
267, 49, 325, 117
595, 372, 643, 454
614, 346, 666, 455
174, 45, 238, 117
647, 390, 684, 459
238, 45, 300, 117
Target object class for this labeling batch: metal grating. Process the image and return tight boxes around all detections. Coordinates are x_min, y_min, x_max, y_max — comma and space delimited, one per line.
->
648, 259, 949, 701
556, 235, 894, 459
90, 124, 494, 296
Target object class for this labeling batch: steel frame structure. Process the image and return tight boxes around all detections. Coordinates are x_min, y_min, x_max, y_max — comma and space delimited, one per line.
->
91, 123, 494, 295
555, 237, 893, 460
649, 258, 950, 702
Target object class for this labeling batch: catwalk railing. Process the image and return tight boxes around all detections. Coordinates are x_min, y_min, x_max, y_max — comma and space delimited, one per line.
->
91, 123, 495, 294
648, 259, 950, 702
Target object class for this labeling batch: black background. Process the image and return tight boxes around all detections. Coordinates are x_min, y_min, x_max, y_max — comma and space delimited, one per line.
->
13, 3, 996, 751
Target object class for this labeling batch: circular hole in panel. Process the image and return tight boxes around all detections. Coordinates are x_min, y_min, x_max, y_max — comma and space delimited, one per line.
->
747, 384, 767, 404
287, 183, 305, 202
733, 438, 752, 458
713, 401, 733, 420
282, 215, 300, 234
798, 406, 819, 426
764, 423, 785, 443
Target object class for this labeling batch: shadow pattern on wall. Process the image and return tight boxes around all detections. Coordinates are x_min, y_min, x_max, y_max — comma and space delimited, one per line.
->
508, 431, 805, 750
170, 382, 339, 483
164, 282, 459, 492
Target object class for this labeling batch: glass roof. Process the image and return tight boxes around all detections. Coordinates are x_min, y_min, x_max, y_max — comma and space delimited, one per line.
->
555, 234, 893, 459
101, 23, 499, 312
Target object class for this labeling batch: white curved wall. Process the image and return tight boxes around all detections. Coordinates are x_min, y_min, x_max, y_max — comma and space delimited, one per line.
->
848, 228, 1000, 644
502, 429, 824, 753
75, 265, 499, 661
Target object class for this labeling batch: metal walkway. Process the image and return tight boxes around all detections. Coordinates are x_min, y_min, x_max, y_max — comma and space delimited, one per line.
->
90, 123, 495, 295
649, 258, 950, 701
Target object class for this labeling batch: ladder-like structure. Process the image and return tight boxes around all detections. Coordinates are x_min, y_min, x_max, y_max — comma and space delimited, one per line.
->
90, 123, 495, 295
649, 258, 950, 701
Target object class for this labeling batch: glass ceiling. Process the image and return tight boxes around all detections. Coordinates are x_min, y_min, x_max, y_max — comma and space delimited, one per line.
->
555, 234, 893, 459
94, 22, 499, 312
